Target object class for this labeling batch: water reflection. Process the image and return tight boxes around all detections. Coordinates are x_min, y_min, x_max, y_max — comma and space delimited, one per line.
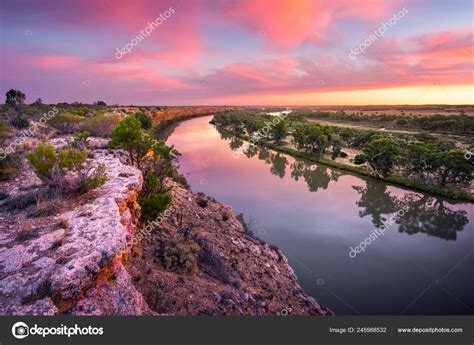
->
220, 129, 470, 241
170, 117, 474, 314
395, 194, 468, 240
353, 180, 469, 241
353, 182, 398, 228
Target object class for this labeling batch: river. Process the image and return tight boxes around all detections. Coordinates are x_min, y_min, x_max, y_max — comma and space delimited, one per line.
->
166, 115, 474, 315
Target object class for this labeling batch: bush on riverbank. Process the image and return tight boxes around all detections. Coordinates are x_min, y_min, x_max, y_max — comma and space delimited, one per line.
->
212, 112, 473, 201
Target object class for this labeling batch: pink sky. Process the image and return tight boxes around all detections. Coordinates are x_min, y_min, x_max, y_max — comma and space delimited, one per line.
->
1, 0, 473, 105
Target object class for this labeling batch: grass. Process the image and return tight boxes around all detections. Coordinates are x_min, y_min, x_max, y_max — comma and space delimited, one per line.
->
219, 127, 473, 202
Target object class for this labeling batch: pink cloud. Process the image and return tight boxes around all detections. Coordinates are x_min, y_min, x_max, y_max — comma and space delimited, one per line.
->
218, 0, 402, 49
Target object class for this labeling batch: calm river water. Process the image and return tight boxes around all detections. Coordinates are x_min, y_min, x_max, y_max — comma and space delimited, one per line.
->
167, 115, 474, 315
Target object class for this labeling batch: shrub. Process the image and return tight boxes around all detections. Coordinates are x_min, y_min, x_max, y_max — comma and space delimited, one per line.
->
0, 121, 8, 142
196, 198, 208, 207
161, 239, 199, 273
27, 198, 62, 218
236, 213, 250, 233
396, 118, 408, 126
3, 191, 37, 210
0, 122, 20, 180
339, 151, 348, 158
134, 111, 152, 130
77, 163, 107, 194
109, 116, 152, 169
47, 113, 83, 133
16, 224, 35, 241
26, 141, 107, 193
354, 154, 366, 165
140, 192, 172, 221
222, 209, 232, 221
70, 131, 90, 149
26, 142, 58, 181
11, 116, 29, 128
80, 114, 122, 137
0, 154, 20, 181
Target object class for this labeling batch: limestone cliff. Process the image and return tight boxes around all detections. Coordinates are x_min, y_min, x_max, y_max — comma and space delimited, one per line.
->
0, 142, 332, 316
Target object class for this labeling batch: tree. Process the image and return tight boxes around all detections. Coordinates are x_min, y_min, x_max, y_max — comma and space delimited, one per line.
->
401, 141, 434, 183
292, 123, 307, 149
353, 181, 399, 228
109, 116, 153, 169
243, 117, 264, 136
134, 111, 152, 130
306, 124, 331, 154
430, 151, 472, 187
269, 153, 288, 178
5, 89, 26, 116
362, 136, 399, 177
330, 134, 343, 160
396, 194, 468, 240
270, 120, 288, 145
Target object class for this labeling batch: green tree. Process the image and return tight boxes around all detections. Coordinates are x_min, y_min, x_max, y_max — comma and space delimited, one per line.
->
270, 119, 288, 145
134, 111, 152, 130
109, 116, 152, 169
292, 123, 307, 149
430, 151, 472, 187
362, 136, 399, 177
306, 124, 331, 154
401, 141, 434, 183
5, 89, 26, 116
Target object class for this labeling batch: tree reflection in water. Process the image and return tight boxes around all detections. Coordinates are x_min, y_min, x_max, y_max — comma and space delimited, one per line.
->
353, 179, 469, 241
221, 131, 470, 241
394, 193, 468, 240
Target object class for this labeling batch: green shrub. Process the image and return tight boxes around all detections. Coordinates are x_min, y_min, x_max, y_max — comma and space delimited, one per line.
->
134, 111, 152, 130
26, 141, 107, 193
70, 131, 90, 149
47, 113, 83, 133
78, 163, 107, 194
109, 116, 151, 168
11, 116, 29, 128
80, 114, 122, 137
0, 122, 20, 180
354, 154, 366, 165
140, 192, 171, 221
161, 240, 199, 273
339, 151, 348, 158
0, 121, 8, 142
26, 142, 58, 181
0, 156, 19, 180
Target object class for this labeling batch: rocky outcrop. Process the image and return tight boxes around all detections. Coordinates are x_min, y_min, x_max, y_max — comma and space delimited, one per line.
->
0, 148, 150, 315
125, 179, 333, 316
0, 141, 332, 316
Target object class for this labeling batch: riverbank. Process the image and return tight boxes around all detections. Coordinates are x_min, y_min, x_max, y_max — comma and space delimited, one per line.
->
126, 178, 333, 315
0, 133, 331, 315
216, 126, 473, 202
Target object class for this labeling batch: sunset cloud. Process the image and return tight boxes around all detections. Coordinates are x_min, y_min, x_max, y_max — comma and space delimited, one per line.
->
0, 0, 472, 105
